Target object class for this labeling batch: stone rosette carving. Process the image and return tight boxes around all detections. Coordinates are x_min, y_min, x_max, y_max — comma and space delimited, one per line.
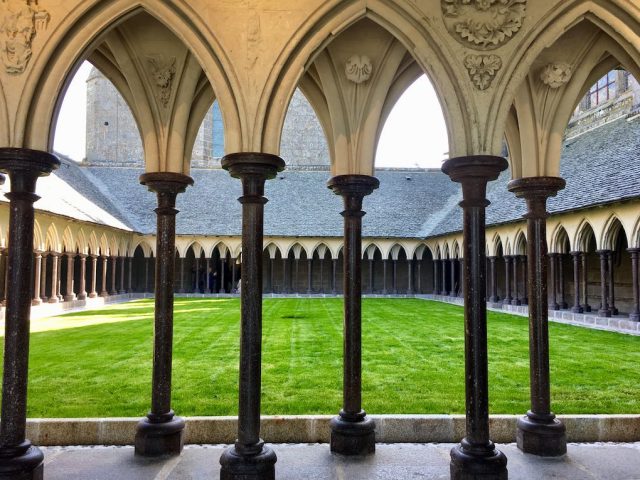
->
464, 54, 502, 90
147, 55, 176, 107
0, 0, 50, 74
539, 62, 573, 88
442, 0, 527, 50
345, 55, 372, 84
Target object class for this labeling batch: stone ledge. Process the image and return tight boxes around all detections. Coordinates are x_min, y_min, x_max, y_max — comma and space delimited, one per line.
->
25, 414, 640, 446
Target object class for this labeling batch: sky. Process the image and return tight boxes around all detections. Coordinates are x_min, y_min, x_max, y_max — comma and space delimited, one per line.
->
53, 62, 449, 169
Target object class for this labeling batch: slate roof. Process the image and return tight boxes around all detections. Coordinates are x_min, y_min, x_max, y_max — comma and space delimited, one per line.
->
7, 114, 638, 240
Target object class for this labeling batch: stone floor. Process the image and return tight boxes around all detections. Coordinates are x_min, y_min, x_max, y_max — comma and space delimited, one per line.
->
43, 442, 640, 479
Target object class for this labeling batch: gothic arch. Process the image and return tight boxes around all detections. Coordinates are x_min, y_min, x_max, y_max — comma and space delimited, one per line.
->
312, 242, 330, 260
490, 1, 640, 171
19, 0, 242, 157
62, 226, 75, 253
287, 242, 309, 260
575, 219, 597, 252
33, 220, 44, 251
490, 233, 504, 258
260, 0, 471, 160
44, 223, 61, 252
601, 215, 628, 250
550, 225, 570, 254
264, 242, 282, 260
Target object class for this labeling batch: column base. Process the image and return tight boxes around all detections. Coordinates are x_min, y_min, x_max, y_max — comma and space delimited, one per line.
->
330, 413, 375, 456
450, 442, 507, 480
550, 303, 560, 310
88, 292, 97, 298
583, 304, 592, 312
219, 444, 276, 480
31, 298, 41, 306
611, 307, 619, 315
134, 413, 185, 456
77, 293, 87, 300
571, 306, 584, 313
630, 313, 640, 322
63, 295, 75, 302
119, 290, 126, 295
511, 299, 521, 306
598, 308, 612, 318
489, 296, 500, 303
0, 442, 44, 480
99, 291, 108, 297
517, 413, 566, 456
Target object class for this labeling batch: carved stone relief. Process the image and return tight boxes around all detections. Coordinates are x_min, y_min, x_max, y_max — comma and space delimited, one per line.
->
345, 55, 372, 84
464, 54, 502, 90
147, 55, 176, 108
539, 62, 573, 88
442, 0, 527, 50
0, 0, 50, 74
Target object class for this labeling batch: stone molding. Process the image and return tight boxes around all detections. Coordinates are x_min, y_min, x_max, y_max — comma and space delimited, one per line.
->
464, 54, 502, 90
146, 54, 176, 108
345, 54, 372, 84
540, 62, 573, 88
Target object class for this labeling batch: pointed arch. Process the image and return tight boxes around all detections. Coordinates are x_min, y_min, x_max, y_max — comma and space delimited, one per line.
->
601, 215, 628, 250
261, 0, 471, 159
20, 0, 242, 156
550, 225, 570, 254
88, 231, 100, 255
312, 242, 330, 260
33, 219, 44, 251
389, 243, 406, 261
45, 223, 61, 252
265, 242, 282, 260
61, 226, 75, 253
575, 219, 597, 252
513, 230, 527, 256
287, 242, 309, 260
76, 228, 88, 254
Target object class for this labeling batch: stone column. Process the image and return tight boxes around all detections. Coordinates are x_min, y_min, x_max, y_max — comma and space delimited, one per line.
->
307, 258, 313, 294
368, 259, 374, 293
232, 258, 238, 293
77, 254, 87, 300
520, 255, 528, 305
0, 148, 59, 479
194, 256, 201, 293
627, 248, 640, 321
281, 258, 288, 293
548, 253, 559, 310
48, 253, 60, 303
416, 261, 422, 294
449, 258, 456, 296
511, 255, 521, 305
508, 176, 567, 457
40, 252, 48, 302
327, 174, 378, 456
128, 257, 133, 293
110, 256, 117, 295
503, 256, 512, 304
64, 253, 76, 302
99, 255, 108, 296
441, 258, 447, 295
433, 260, 439, 295
608, 251, 618, 315
381, 259, 388, 294
319, 257, 325, 293
135, 173, 192, 456
220, 257, 227, 293
32, 251, 42, 306
0, 248, 6, 305
597, 250, 611, 317
331, 258, 337, 294
89, 255, 98, 298
407, 259, 414, 295
392, 258, 398, 294
570, 252, 583, 313
581, 253, 591, 312
558, 253, 567, 309
56, 254, 63, 302
444, 156, 508, 479
178, 257, 185, 293
488, 256, 499, 302
219, 153, 284, 480
119, 256, 126, 294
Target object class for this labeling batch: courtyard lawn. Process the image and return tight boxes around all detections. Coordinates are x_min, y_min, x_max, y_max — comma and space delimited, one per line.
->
3, 297, 640, 417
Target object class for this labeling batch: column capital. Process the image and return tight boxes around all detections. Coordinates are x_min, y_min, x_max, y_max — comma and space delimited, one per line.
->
442, 155, 507, 207
223, 153, 284, 205
328, 175, 379, 218
0, 148, 59, 197
140, 172, 193, 214
627, 247, 640, 254
569, 250, 583, 256
508, 176, 565, 219
596, 249, 612, 255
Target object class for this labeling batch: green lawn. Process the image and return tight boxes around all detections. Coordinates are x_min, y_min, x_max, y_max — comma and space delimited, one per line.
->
4, 297, 640, 417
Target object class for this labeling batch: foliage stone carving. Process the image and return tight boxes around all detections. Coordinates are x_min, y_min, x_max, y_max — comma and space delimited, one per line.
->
539, 62, 573, 89
147, 55, 176, 108
0, 0, 50, 74
345, 55, 372, 84
464, 54, 502, 90
442, 0, 527, 50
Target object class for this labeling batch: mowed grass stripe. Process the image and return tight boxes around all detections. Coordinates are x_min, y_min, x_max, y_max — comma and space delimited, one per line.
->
1, 298, 639, 417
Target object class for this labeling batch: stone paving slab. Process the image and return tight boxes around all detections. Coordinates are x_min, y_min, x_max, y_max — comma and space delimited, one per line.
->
42, 443, 640, 479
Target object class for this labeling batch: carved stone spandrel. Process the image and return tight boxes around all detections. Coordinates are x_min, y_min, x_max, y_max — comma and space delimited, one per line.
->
464, 54, 502, 90
539, 62, 573, 88
345, 55, 372, 84
147, 54, 176, 108
0, 0, 50, 74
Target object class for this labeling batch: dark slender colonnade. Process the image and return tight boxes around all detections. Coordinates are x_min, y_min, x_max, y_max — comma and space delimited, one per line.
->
0, 148, 60, 480
327, 174, 379, 456
135, 172, 193, 456
219, 153, 284, 480
442, 156, 508, 480
508, 177, 567, 456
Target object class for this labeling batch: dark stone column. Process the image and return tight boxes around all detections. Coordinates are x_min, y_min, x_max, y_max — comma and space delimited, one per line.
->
417, 260, 422, 294
219, 153, 284, 480
368, 259, 374, 293
135, 172, 192, 457
232, 258, 238, 293
0, 249, 6, 305
178, 257, 185, 293
581, 253, 591, 312
570, 252, 583, 313
319, 257, 325, 293
331, 259, 337, 294
511, 255, 521, 305
508, 176, 567, 457
281, 258, 288, 293
407, 259, 414, 295
220, 257, 227, 293
443, 156, 508, 479
40, 252, 48, 302
488, 257, 499, 302
597, 250, 611, 317
520, 255, 528, 305
558, 254, 567, 309
629, 248, 640, 321
608, 251, 618, 315
433, 260, 439, 295
64, 253, 76, 301
89, 255, 98, 298
441, 258, 447, 295
307, 258, 313, 293
110, 256, 117, 295
327, 174, 379, 456
119, 256, 126, 294
392, 258, 398, 294
100, 255, 108, 297
548, 254, 559, 310
0, 148, 59, 479
503, 256, 512, 304
450, 258, 456, 296
268, 257, 274, 293
382, 259, 388, 294
32, 252, 42, 306
194, 256, 201, 293
48, 253, 60, 303
293, 258, 299, 293
127, 257, 133, 293
56, 255, 63, 302
77, 254, 87, 300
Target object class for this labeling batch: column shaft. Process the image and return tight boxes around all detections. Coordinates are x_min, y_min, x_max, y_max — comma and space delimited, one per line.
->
608, 251, 618, 315
549, 254, 559, 310
571, 252, 583, 313
64, 253, 75, 301
78, 255, 87, 300
32, 252, 42, 305
597, 250, 611, 317
48, 253, 59, 303
581, 253, 591, 311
